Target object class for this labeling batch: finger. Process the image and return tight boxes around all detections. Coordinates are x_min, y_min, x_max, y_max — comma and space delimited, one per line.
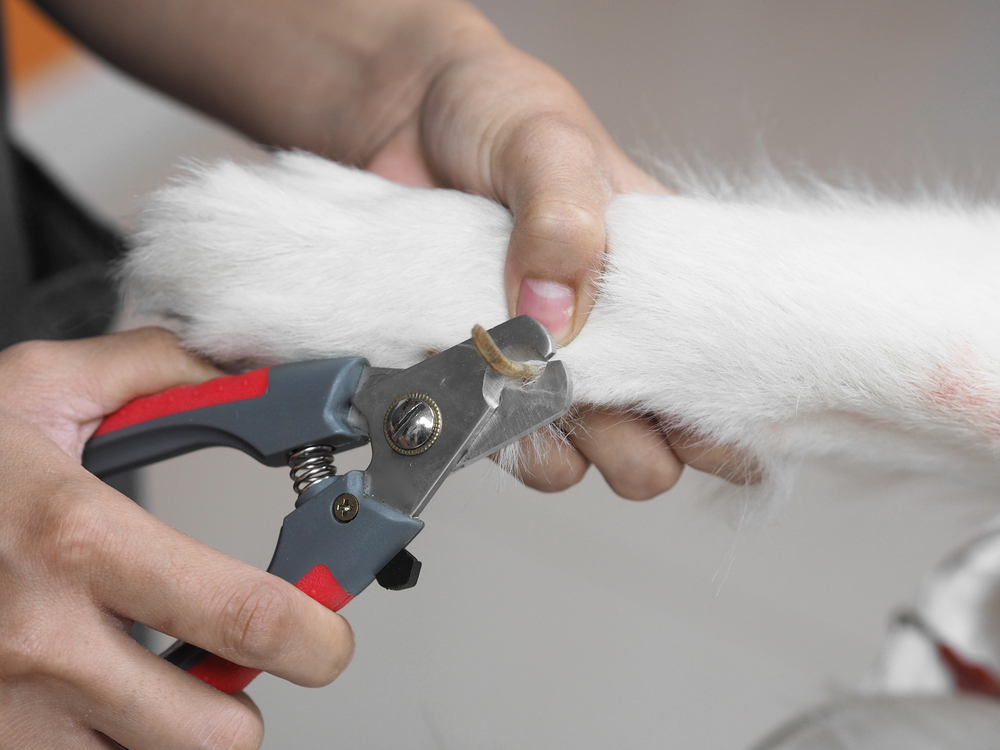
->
56, 473, 354, 688
419, 43, 665, 343
1, 328, 221, 458
487, 87, 665, 344
664, 425, 763, 485
496, 115, 670, 344
568, 407, 683, 500
0, 693, 117, 750
365, 118, 438, 187
71, 327, 222, 416
231, 692, 264, 729
502, 425, 590, 493
63, 620, 264, 750
496, 113, 611, 345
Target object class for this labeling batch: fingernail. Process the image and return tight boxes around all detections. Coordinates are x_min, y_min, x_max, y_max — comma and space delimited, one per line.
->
517, 278, 575, 342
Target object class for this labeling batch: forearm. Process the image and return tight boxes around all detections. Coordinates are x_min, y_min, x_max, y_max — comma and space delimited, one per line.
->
34, 0, 498, 159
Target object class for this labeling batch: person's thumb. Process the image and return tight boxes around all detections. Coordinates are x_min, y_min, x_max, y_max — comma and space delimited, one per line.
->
498, 115, 611, 345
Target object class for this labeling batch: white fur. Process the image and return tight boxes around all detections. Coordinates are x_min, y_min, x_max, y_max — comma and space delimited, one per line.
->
121, 152, 1000, 748
122, 152, 1000, 491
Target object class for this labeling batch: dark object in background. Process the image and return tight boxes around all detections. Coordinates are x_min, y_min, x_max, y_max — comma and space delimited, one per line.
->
0, 145, 124, 349
0, 11, 124, 351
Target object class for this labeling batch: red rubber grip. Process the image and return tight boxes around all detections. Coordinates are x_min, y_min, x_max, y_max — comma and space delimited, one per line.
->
294, 563, 354, 611
188, 564, 353, 694
94, 368, 270, 436
188, 655, 263, 696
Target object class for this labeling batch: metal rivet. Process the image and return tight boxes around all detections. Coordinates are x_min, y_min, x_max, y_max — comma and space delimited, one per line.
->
333, 493, 359, 522
384, 393, 442, 456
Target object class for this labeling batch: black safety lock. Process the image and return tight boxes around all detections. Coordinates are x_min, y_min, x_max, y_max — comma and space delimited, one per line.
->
375, 548, 421, 590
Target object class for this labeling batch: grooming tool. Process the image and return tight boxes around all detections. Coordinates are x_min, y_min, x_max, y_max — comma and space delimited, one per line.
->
83, 316, 571, 694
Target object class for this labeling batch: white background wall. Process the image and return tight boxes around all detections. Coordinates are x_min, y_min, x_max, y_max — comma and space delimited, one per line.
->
11, 2, 1000, 748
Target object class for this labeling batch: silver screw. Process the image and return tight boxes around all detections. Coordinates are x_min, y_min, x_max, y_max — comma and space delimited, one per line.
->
384, 393, 441, 455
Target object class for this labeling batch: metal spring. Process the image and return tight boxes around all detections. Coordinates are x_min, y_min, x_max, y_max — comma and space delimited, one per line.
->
288, 444, 337, 495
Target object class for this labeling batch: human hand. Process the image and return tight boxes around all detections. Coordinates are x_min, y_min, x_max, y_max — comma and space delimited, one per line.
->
0, 329, 353, 749
358, 5, 753, 496
34, 0, 752, 496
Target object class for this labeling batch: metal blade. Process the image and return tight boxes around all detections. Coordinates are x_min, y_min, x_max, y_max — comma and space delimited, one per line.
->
351, 316, 572, 518
456, 360, 572, 468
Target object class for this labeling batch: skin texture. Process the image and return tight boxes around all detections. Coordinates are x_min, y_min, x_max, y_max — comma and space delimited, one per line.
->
0, 330, 355, 748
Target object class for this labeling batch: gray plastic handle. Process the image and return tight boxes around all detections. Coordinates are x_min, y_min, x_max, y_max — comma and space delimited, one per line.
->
82, 358, 369, 477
